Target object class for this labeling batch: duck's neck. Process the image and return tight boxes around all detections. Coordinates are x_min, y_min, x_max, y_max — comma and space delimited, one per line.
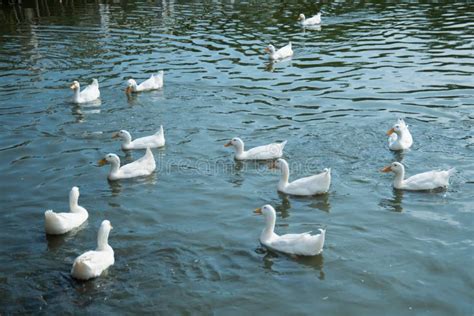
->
122, 132, 132, 145
97, 227, 111, 251
393, 168, 405, 189
109, 159, 120, 177
261, 212, 276, 241
278, 161, 290, 190
73, 88, 81, 102
69, 191, 79, 212
234, 143, 244, 157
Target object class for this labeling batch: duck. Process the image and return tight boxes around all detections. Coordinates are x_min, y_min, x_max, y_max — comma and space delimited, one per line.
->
270, 158, 331, 195
125, 71, 164, 94
254, 205, 325, 256
224, 137, 287, 160
98, 147, 156, 180
44, 186, 89, 235
71, 220, 114, 280
112, 126, 165, 150
381, 162, 455, 190
387, 118, 413, 150
298, 13, 321, 26
70, 79, 100, 103
265, 42, 293, 60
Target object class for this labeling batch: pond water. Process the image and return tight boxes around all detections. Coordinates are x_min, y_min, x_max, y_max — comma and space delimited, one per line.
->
0, 0, 473, 314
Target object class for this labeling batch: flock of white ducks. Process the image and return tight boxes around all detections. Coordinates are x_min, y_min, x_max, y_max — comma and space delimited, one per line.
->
46, 11, 457, 280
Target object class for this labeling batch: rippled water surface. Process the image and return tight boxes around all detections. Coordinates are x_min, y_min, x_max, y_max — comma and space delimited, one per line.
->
1, 0, 473, 314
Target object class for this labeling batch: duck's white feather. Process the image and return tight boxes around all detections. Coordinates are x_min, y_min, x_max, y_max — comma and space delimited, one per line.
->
401, 169, 455, 190
115, 126, 165, 150
128, 71, 164, 92
388, 118, 413, 150
267, 43, 293, 60
44, 187, 88, 235
300, 13, 321, 26
104, 147, 156, 180
72, 79, 100, 104
275, 159, 330, 195
226, 137, 286, 160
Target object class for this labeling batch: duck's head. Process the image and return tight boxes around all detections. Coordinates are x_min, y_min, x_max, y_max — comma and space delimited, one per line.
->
224, 137, 244, 149
98, 153, 120, 166
254, 204, 276, 217
298, 13, 305, 21
387, 123, 402, 136
112, 129, 131, 140
125, 79, 137, 94
264, 44, 276, 54
381, 161, 404, 174
70, 186, 80, 197
70, 81, 80, 90
269, 158, 286, 170
101, 220, 113, 230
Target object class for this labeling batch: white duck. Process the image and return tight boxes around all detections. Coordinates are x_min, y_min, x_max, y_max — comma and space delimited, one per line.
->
71, 220, 114, 280
112, 126, 165, 150
224, 137, 287, 160
387, 118, 413, 150
265, 43, 293, 60
98, 147, 156, 180
381, 162, 455, 190
271, 158, 331, 195
70, 79, 100, 103
298, 13, 321, 26
44, 186, 88, 235
125, 71, 164, 94
254, 205, 325, 256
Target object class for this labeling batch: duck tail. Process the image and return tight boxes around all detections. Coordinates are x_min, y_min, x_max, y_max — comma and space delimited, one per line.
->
280, 140, 288, 149
156, 125, 164, 135
447, 168, 456, 176
323, 167, 331, 174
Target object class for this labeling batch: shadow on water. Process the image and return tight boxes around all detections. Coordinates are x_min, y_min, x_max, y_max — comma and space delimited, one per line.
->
391, 149, 407, 163
45, 222, 88, 251
277, 191, 331, 213
257, 246, 325, 279
379, 188, 404, 213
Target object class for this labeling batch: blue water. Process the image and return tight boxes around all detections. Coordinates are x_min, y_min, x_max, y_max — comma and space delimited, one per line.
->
0, 1, 473, 314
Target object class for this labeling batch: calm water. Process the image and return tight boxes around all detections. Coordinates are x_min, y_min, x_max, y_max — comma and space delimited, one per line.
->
0, 0, 473, 314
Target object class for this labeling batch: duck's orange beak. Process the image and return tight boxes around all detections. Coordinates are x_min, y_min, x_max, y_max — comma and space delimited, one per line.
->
264, 47, 270, 53
125, 86, 132, 94
111, 132, 120, 139
224, 141, 232, 147
386, 127, 395, 136
70, 83, 77, 89
381, 166, 392, 173
98, 158, 107, 167
254, 207, 262, 214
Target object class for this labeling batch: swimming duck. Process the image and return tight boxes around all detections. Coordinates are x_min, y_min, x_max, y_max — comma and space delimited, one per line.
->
265, 43, 293, 60
224, 137, 287, 160
44, 186, 88, 235
70, 79, 100, 103
112, 126, 165, 150
270, 158, 331, 195
387, 118, 413, 150
71, 220, 114, 280
298, 13, 321, 26
254, 205, 325, 256
381, 162, 455, 190
125, 71, 164, 94
98, 147, 156, 180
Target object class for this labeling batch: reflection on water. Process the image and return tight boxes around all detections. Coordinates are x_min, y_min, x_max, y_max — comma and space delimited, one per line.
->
379, 189, 404, 213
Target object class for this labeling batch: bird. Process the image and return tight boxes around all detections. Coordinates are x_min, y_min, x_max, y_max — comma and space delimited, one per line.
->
125, 71, 164, 94
270, 158, 331, 195
98, 147, 156, 180
224, 137, 287, 160
387, 118, 413, 150
70, 79, 100, 103
298, 13, 321, 26
71, 220, 114, 280
112, 126, 165, 150
381, 162, 455, 190
264, 42, 293, 60
254, 205, 325, 256
44, 186, 88, 235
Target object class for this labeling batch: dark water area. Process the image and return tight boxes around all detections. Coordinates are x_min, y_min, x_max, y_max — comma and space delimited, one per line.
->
0, 0, 473, 314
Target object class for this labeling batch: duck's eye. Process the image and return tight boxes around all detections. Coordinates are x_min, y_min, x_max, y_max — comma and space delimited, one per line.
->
395, 125, 400, 129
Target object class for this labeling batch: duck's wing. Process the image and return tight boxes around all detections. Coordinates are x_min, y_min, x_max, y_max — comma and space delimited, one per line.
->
119, 148, 156, 177
404, 170, 452, 190
245, 143, 284, 159
72, 250, 114, 279
131, 134, 162, 149
269, 231, 324, 256
285, 169, 331, 195
80, 82, 100, 99
276, 43, 293, 58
